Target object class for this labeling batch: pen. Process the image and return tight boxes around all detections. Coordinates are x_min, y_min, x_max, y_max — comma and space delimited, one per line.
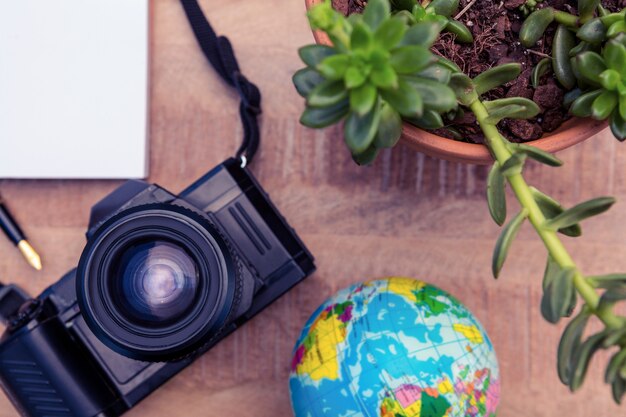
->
0, 195, 42, 271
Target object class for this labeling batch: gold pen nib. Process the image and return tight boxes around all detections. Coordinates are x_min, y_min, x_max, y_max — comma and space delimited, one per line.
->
17, 240, 42, 271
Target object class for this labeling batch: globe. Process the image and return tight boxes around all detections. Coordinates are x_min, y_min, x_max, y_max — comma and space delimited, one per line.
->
289, 277, 499, 417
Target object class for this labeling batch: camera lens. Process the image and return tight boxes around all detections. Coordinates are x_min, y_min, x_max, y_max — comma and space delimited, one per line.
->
112, 240, 199, 326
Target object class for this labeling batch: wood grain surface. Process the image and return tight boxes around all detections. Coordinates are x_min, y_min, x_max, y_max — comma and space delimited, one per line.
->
1, 0, 626, 415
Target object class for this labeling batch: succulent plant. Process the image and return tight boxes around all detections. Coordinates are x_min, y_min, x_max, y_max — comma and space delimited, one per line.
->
295, 0, 626, 402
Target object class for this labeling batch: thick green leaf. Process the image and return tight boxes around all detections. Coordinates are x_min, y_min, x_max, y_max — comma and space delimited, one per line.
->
604, 41, 626, 71
530, 187, 582, 237
513, 144, 563, 166
317, 54, 351, 80
345, 65, 369, 89
600, 10, 626, 27
577, 18, 607, 43
553, 25, 577, 89
390, 45, 435, 74
403, 76, 457, 112
592, 91, 618, 120
352, 145, 380, 165
416, 64, 452, 83
406, 109, 444, 129
399, 21, 446, 47
607, 350, 626, 384
437, 57, 462, 73
569, 331, 608, 391
578, 0, 600, 22
308, 80, 349, 107
600, 69, 622, 91
607, 20, 626, 38
543, 255, 560, 290
374, 103, 403, 148
487, 161, 507, 226
374, 17, 407, 48
545, 196, 616, 230
575, 51, 607, 85
520, 8, 555, 47
363, 0, 390, 31
483, 98, 541, 124
541, 267, 576, 323
449, 73, 477, 106
492, 209, 528, 278
531, 58, 552, 89
351, 22, 374, 50
350, 83, 377, 115
558, 309, 591, 385
473, 63, 522, 96
563, 88, 582, 108
570, 89, 603, 117
603, 328, 626, 349
589, 273, 626, 288
610, 111, 626, 141
613, 376, 626, 404
299, 45, 337, 67
293, 68, 325, 97
500, 152, 527, 176
426, 0, 459, 18
344, 106, 382, 154
600, 287, 626, 303
380, 78, 423, 117
300, 99, 350, 128
370, 63, 399, 88
445, 19, 473, 43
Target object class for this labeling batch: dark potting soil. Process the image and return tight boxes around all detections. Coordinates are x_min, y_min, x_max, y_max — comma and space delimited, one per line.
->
332, 0, 626, 143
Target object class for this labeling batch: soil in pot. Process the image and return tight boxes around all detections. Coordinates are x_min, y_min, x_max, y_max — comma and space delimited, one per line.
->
332, 0, 626, 144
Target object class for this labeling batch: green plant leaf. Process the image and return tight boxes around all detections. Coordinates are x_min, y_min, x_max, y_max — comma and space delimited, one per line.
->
416, 63, 452, 83
363, 0, 391, 31
370, 63, 399, 88
558, 309, 591, 385
350, 83, 377, 115
406, 109, 444, 129
529, 187, 582, 237
610, 111, 626, 141
345, 65, 370, 89
390, 45, 435, 74
543, 255, 560, 290
293, 68, 326, 97
613, 376, 626, 404
553, 25, 577, 89
404, 76, 457, 112
445, 19, 474, 43
299, 45, 338, 67
351, 22, 374, 50
607, 20, 626, 38
492, 209, 528, 278
600, 287, 626, 303
577, 18, 607, 43
563, 88, 582, 108
531, 58, 552, 89
374, 17, 407, 48
603, 328, 626, 349
592, 91, 618, 120
589, 273, 626, 288
380, 78, 423, 117
317, 54, 351, 80
500, 152, 527, 176
308, 80, 349, 107
600, 69, 622, 91
487, 161, 507, 226
545, 196, 616, 230
512, 144, 563, 167
374, 103, 403, 147
390, 0, 418, 12
541, 266, 576, 323
520, 8, 555, 47
300, 99, 350, 128
575, 51, 607, 86
400, 21, 446, 47
426, 0, 459, 18
569, 89, 603, 117
483, 98, 541, 124
604, 40, 626, 71
352, 145, 380, 165
578, 0, 600, 23
473, 63, 522, 96
449, 73, 477, 106
607, 349, 626, 384
569, 331, 608, 391
344, 105, 382, 154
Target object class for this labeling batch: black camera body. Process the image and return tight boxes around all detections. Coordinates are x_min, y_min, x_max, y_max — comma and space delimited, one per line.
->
0, 158, 315, 417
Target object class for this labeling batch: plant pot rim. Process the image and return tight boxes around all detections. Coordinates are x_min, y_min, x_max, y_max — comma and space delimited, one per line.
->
302, 0, 609, 164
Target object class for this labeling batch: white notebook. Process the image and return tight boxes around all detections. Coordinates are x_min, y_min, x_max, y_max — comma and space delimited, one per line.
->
0, 0, 149, 179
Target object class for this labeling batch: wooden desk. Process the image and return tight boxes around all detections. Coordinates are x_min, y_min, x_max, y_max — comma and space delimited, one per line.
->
1, 0, 625, 415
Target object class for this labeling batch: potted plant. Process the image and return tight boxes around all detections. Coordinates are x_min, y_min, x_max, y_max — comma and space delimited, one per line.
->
294, 0, 626, 402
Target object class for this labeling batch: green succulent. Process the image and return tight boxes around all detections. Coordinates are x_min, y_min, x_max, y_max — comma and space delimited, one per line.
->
391, 0, 474, 43
294, 0, 457, 164
569, 33, 626, 140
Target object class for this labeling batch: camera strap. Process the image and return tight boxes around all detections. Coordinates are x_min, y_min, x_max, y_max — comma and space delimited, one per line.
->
180, 0, 262, 167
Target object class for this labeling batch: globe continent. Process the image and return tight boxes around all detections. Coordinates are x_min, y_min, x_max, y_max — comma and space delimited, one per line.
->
289, 277, 499, 417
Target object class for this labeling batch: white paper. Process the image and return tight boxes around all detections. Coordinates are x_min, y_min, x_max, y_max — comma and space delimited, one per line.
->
0, 0, 149, 179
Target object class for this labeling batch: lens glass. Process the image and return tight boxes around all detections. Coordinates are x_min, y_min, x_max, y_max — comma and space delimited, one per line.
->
110, 239, 200, 326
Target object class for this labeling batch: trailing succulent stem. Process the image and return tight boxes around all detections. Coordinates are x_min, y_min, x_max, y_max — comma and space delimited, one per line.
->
297, 0, 626, 401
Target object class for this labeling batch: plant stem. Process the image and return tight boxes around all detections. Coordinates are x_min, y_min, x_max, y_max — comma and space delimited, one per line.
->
554, 10, 579, 27
469, 99, 623, 329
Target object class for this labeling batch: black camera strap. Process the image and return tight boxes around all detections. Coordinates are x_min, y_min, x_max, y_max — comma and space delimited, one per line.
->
180, 0, 262, 166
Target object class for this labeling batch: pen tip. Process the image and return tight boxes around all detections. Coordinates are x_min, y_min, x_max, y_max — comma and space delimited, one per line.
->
17, 240, 43, 271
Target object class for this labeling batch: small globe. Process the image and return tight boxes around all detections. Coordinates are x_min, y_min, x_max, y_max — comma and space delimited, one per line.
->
289, 277, 499, 417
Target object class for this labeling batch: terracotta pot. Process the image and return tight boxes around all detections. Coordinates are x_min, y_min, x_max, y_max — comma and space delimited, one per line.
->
303, 0, 608, 164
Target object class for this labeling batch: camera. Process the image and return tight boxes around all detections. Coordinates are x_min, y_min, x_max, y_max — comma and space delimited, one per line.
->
0, 158, 315, 417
